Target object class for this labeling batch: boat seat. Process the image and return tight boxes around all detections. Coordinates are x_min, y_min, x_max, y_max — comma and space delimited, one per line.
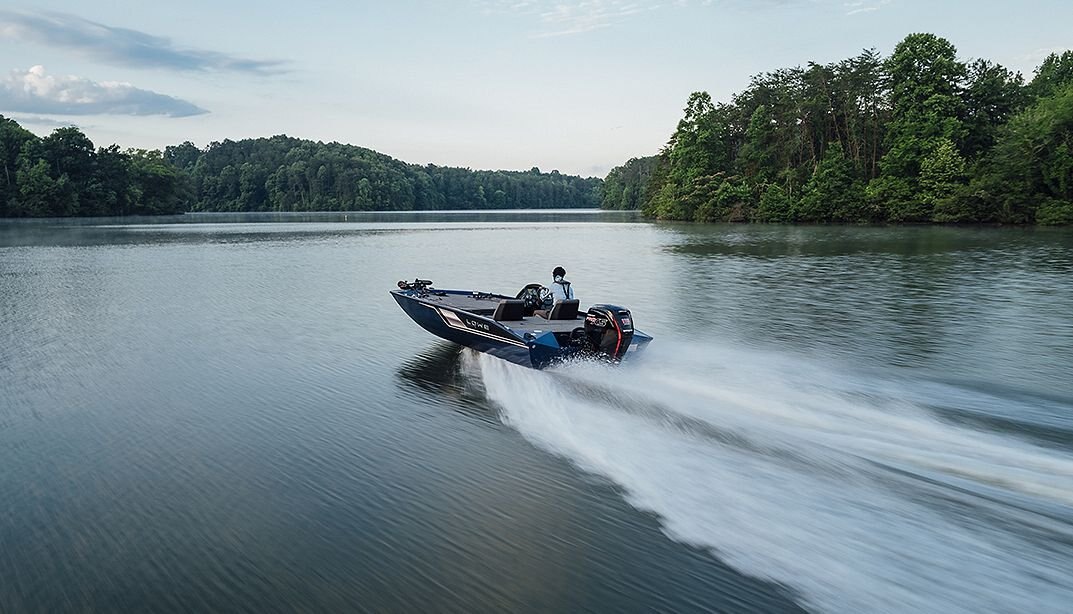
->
493, 299, 525, 321
548, 299, 580, 320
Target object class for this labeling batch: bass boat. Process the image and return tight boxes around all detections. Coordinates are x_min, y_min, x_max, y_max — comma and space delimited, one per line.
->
391, 279, 652, 369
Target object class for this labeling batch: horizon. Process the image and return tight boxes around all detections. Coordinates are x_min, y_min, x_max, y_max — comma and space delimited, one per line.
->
2, 1, 1071, 178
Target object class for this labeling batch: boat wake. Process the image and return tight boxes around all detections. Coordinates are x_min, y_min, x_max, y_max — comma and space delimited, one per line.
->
467, 340, 1073, 614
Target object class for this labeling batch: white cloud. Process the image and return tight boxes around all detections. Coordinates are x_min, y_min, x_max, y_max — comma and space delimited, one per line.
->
477, 0, 676, 37
477, 0, 821, 37
0, 65, 207, 117
844, 0, 892, 16
534, 2, 655, 37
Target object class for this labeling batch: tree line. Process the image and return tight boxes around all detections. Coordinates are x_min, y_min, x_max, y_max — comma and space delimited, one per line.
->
1, 119, 187, 217
601, 34, 1073, 225
0, 122, 601, 217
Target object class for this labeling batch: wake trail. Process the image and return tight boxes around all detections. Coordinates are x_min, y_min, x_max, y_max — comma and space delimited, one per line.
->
469, 341, 1073, 614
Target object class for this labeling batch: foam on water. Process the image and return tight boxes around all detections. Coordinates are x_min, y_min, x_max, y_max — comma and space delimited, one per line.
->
472, 341, 1073, 613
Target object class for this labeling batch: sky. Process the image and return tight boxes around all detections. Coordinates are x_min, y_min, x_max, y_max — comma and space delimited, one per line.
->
1, 1, 1071, 177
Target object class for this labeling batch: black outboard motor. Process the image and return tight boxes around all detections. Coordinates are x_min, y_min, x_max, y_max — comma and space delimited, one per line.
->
583, 304, 634, 361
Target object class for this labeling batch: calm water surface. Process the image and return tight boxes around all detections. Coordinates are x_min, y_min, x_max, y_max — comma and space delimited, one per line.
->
2, 212, 1072, 612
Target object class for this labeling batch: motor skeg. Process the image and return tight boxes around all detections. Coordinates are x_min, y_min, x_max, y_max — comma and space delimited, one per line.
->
584, 304, 634, 361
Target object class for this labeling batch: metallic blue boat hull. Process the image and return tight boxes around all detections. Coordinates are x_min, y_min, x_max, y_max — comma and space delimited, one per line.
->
391, 288, 651, 369
392, 291, 537, 367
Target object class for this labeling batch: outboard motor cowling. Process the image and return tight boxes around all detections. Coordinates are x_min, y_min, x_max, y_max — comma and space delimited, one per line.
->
584, 304, 634, 361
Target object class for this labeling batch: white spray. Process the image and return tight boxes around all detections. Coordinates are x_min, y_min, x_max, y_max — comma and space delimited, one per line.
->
474, 340, 1073, 614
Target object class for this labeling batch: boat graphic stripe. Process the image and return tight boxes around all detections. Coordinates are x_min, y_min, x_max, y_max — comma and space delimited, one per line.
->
427, 305, 528, 347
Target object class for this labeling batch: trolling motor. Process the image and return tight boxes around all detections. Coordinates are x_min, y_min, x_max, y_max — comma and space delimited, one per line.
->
581, 304, 635, 361
397, 279, 435, 295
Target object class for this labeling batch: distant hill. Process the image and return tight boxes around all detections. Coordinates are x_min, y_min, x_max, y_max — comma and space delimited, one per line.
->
0, 118, 602, 217
165, 135, 602, 213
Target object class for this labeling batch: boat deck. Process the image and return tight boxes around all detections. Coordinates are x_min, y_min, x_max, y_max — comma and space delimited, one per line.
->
498, 315, 584, 333
418, 291, 585, 333
417, 292, 505, 316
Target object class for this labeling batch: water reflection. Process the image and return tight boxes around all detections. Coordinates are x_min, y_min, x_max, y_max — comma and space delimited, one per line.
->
0, 223, 426, 248
395, 342, 500, 424
664, 224, 1073, 260
660, 223, 1073, 389
0, 209, 641, 248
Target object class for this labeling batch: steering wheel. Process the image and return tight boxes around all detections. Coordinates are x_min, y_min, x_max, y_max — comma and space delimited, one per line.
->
516, 284, 553, 312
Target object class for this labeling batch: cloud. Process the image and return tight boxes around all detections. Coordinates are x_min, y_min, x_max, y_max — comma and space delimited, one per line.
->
844, 0, 892, 15
477, 0, 668, 37
0, 66, 208, 117
478, 0, 804, 37
0, 10, 287, 74
533, 2, 653, 38
1022, 46, 1073, 62
4, 114, 83, 129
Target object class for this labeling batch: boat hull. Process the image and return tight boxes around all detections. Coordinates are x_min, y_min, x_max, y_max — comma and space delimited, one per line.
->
392, 291, 537, 367
391, 288, 651, 369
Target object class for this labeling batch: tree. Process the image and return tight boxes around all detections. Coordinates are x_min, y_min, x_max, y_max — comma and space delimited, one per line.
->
737, 105, 777, 182
92, 145, 133, 216
693, 176, 753, 222
650, 92, 740, 219
921, 139, 969, 221
984, 82, 1073, 224
601, 156, 658, 210
164, 141, 201, 171
0, 115, 37, 216
1028, 51, 1073, 99
16, 158, 69, 217
795, 144, 866, 222
752, 183, 794, 223
879, 33, 966, 180
961, 59, 1028, 159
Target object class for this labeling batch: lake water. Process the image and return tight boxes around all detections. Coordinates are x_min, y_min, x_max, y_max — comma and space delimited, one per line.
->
2, 212, 1073, 613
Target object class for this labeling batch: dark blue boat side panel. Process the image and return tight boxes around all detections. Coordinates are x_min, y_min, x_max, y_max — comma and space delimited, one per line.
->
392, 292, 534, 367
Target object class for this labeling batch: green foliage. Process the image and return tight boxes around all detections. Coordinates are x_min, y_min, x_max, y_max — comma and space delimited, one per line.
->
692, 176, 754, 222
920, 139, 968, 221
0, 118, 601, 217
752, 183, 795, 223
0, 117, 188, 217
880, 33, 966, 185
616, 34, 1072, 225
15, 158, 65, 216
128, 149, 188, 214
1036, 199, 1073, 225
736, 106, 777, 182
180, 136, 598, 213
0, 116, 36, 215
861, 175, 914, 222
600, 156, 659, 210
886, 34, 964, 117
651, 93, 740, 219
669, 92, 724, 182
795, 144, 866, 223
983, 82, 1073, 222
1028, 51, 1073, 99
961, 60, 1028, 159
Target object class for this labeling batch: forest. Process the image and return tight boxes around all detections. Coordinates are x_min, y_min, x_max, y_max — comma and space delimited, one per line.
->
4, 33, 1071, 224
602, 34, 1073, 225
0, 122, 601, 217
